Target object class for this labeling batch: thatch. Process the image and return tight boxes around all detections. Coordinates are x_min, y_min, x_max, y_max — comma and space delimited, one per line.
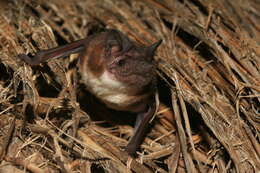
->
0, 0, 259, 172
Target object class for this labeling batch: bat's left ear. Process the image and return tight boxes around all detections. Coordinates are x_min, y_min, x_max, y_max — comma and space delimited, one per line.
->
106, 30, 132, 54
146, 39, 162, 59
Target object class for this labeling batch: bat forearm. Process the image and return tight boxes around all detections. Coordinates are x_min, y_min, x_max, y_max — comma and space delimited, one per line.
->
17, 38, 87, 65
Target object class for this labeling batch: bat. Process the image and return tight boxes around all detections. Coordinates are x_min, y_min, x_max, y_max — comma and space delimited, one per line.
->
18, 29, 162, 156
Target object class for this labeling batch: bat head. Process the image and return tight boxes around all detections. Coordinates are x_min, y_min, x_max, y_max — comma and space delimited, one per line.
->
104, 30, 162, 88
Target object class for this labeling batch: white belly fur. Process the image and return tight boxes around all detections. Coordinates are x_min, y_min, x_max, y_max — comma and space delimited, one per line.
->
81, 70, 142, 110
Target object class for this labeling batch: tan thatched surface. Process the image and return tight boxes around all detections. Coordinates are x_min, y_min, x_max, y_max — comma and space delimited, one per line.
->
0, 0, 259, 172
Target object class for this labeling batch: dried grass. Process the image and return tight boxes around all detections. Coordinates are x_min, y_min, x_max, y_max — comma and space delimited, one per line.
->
0, 0, 259, 172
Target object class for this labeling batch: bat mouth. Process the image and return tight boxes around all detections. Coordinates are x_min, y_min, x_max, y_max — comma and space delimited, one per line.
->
107, 67, 155, 88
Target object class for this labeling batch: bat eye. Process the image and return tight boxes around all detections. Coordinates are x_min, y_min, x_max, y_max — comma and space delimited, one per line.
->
117, 59, 125, 66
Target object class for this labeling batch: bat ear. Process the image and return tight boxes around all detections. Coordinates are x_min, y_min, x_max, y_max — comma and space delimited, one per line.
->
106, 30, 133, 53
106, 39, 121, 54
106, 30, 127, 54
146, 39, 162, 58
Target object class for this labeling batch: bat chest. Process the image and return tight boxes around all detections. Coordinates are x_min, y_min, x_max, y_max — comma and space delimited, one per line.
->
81, 70, 147, 111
